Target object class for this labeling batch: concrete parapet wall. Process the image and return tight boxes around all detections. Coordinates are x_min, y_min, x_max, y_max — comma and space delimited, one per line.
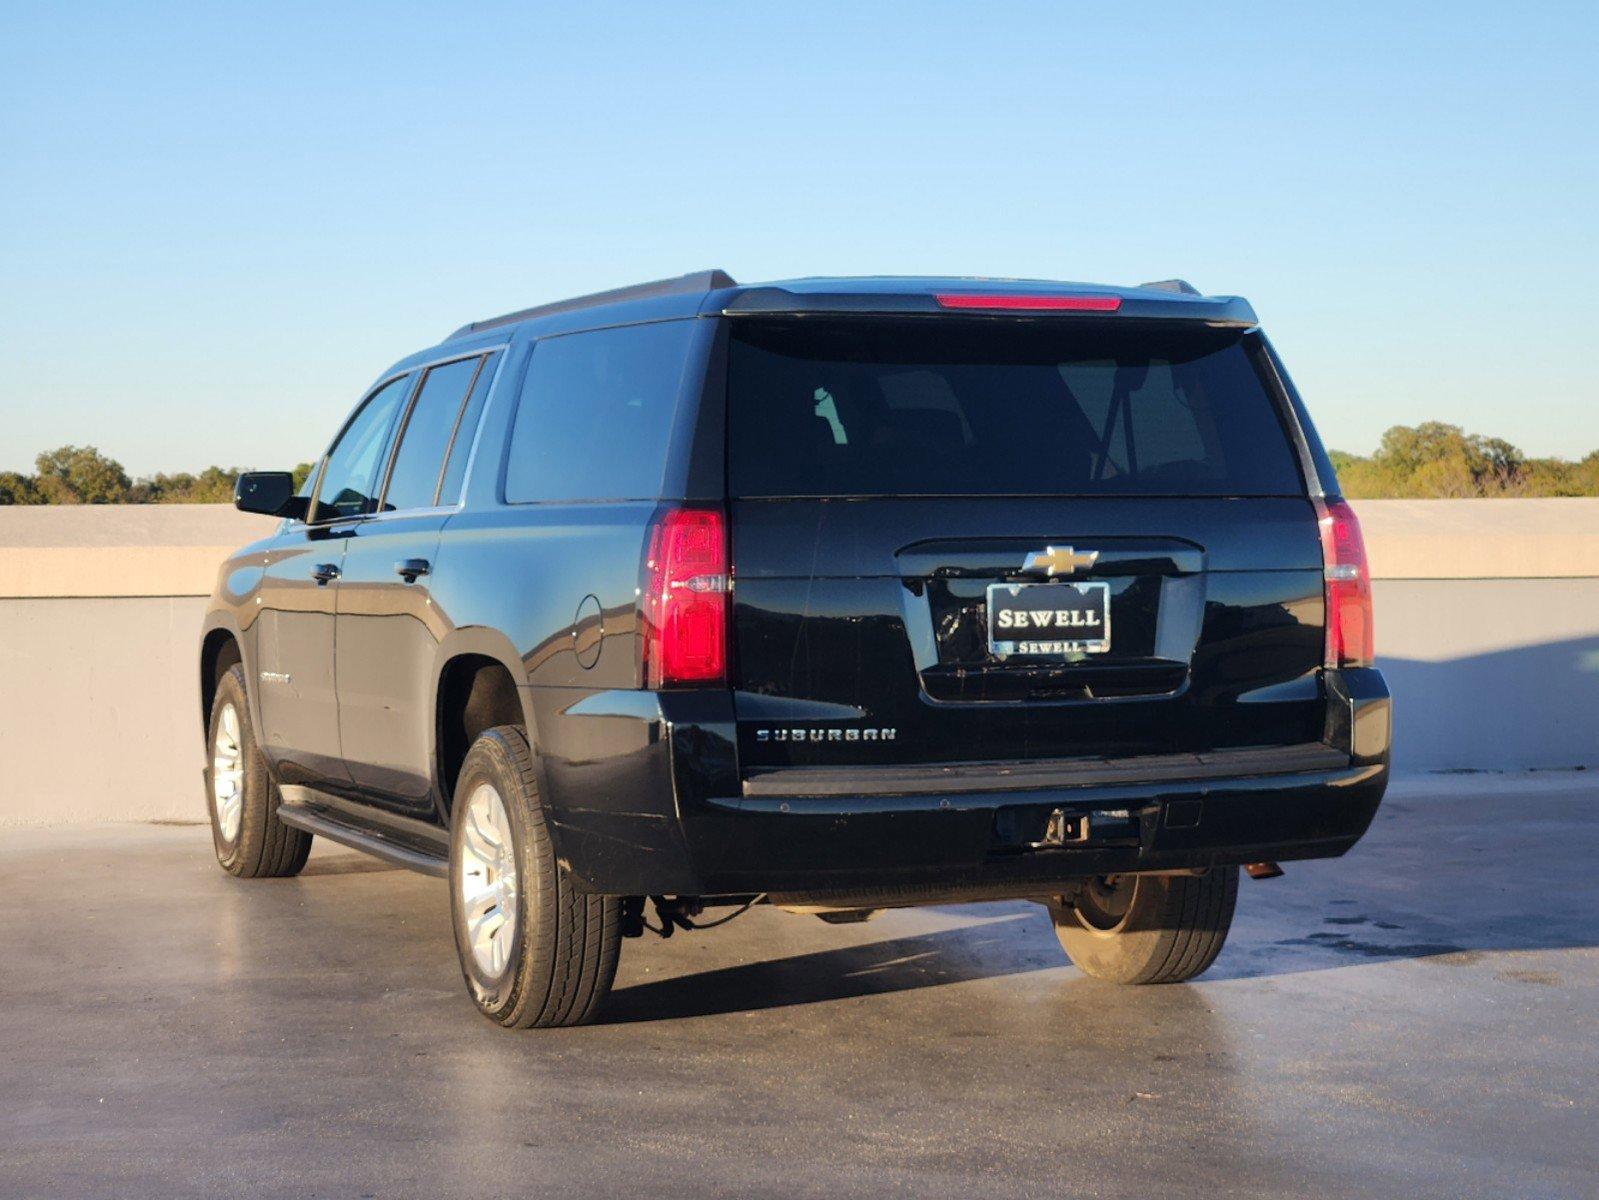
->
1, 501, 1595, 824
1358, 499, 1599, 580
0, 505, 271, 598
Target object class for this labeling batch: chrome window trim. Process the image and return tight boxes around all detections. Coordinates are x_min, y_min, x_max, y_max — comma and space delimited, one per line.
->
375, 353, 488, 515
428, 354, 490, 507
360, 504, 459, 524
293, 343, 509, 529
448, 344, 512, 508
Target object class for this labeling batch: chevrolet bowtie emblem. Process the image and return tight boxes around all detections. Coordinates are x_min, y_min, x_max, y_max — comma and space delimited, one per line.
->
1021, 545, 1100, 576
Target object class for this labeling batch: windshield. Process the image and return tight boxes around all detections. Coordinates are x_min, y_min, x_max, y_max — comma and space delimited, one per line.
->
727, 319, 1305, 498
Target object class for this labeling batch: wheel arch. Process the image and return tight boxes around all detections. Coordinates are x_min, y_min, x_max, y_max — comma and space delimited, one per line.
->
199, 614, 249, 732
431, 629, 540, 822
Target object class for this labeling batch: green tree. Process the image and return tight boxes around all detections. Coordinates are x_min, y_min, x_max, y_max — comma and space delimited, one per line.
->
1409, 455, 1480, 498
188, 466, 243, 503
1578, 451, 1599, 494
132, 466, 243, 503
32, 445, 131, 504
1368, 423, 1522, 497
0, 470, 42, 505
128, 472, 185, 503
1329, 425, 1599, 498
1326, 449, 1360, 476
291, 461, 316, 492
1332, 458, 1393, 499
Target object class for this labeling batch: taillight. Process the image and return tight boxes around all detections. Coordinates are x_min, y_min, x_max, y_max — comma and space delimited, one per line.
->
935, 293, 1122, 312
639, 507, 728, 687
1316, 497, 1373, 668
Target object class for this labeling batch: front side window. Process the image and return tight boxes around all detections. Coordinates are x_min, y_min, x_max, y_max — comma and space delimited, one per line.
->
727, 320, 1304, 498
382, 356, 484, 512
311, 374, 412, 522
504, 320, 696, 503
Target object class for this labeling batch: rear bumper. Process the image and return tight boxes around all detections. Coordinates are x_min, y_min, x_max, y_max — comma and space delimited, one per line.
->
681, 762, 1386, 899
535, 668, 1390, 900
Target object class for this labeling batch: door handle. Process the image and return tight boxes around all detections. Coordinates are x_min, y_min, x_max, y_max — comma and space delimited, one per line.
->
310, 562, 341, 585
395, 558, 430, 583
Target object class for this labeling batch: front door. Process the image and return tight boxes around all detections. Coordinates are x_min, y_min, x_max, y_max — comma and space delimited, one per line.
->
254, 522, 350, 786
258, 369, 417, 787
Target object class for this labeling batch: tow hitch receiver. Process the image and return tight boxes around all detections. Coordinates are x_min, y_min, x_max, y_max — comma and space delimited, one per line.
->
1034, 808, 1090, 848
994, 804, 1142, 852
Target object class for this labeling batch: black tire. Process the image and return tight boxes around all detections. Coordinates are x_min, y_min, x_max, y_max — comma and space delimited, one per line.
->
1048, 867, 1238, 984
448, 725, 622, 1029
206, 663, 312, 878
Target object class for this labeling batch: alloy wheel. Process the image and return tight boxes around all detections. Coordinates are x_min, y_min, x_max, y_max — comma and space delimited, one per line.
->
458, 783, 519, 978
211, 703, 244, 842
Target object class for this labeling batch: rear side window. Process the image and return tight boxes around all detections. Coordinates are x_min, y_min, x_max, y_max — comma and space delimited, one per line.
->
382, 355, 484, 511
505, 320, 696, 503
728, 320, 1304, 498
437, 350, 501, 504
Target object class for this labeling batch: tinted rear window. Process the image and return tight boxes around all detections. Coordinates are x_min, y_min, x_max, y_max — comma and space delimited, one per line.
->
727, 320, 1304, 498
505, 320, 696, 503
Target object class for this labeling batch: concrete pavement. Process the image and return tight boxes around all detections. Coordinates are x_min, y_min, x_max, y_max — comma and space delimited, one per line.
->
1, 774, 1594, 1199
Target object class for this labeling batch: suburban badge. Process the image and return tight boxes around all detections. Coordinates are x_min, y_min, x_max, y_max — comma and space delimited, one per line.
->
754, 726, 897, 743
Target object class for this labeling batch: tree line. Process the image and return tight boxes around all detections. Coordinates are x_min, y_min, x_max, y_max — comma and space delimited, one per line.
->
2, 425, 1596, 504
1329, 423, 1599, 498
0, 446, 314, 505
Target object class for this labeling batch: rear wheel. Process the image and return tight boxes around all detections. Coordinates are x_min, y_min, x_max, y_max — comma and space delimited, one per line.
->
448, 726, 622, 1028
1049, 867, 1238, 984
206, 664, 311, 878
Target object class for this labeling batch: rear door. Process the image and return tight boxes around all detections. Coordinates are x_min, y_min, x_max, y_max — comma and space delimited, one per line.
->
724, 317, 1326, 775
335, 352, 497, 815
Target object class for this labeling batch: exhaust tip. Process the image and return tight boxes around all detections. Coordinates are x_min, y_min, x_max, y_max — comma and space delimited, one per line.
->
1245, 861, 1284, 880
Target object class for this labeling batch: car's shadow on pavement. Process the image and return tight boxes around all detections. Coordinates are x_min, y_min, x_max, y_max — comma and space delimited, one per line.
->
1209, 901, 1598, 982
600, 914, 1052, 1024
603, 817, 1599, 1020
1204, 790, 1599, 981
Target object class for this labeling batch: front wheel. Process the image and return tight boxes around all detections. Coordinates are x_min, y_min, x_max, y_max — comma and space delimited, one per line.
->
1048, 867, 1239, 984
206, 663, 311, 878
448, 726, 622, 1028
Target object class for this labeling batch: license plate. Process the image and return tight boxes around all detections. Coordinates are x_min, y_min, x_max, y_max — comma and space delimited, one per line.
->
987, 581, 1111, 658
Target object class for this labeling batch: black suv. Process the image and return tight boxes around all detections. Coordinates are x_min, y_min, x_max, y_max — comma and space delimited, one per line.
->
201, 271, 1390, 1027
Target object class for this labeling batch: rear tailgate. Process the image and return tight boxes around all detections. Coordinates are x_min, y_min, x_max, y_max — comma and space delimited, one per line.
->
724, 315, 1329, 781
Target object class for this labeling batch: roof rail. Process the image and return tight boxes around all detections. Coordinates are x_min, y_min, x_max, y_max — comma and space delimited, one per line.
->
445, 269, 738, 340
1137, 278, 1201, 295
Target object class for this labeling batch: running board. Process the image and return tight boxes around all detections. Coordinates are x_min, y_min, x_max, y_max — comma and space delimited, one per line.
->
277, 803, 449, 878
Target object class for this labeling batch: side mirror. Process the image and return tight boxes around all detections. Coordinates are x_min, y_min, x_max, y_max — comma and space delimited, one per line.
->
235, 471, 309, 520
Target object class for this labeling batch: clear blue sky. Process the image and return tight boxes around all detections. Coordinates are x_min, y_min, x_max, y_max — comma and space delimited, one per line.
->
2, 2, 1595, 476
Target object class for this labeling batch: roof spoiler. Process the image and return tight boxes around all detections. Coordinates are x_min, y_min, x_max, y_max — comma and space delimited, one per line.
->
724, 285, 1257, 327
446, 269, 737, 339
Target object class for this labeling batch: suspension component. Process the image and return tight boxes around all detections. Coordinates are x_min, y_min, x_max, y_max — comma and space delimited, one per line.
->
620, 895, 764, 938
